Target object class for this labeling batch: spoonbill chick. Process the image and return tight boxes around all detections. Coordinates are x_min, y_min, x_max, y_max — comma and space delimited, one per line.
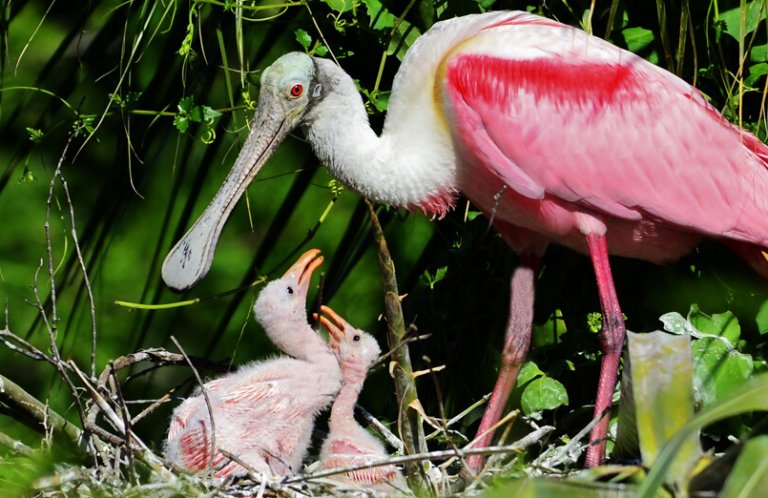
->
166, 249, 341, 477
317, 305, 407, 491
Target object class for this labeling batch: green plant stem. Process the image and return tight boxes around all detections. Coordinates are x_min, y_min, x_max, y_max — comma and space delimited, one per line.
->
364, 198, 427, 490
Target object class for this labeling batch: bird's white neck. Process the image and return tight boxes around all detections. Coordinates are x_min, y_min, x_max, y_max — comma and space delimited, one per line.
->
261, 315, 334, 364
303, 58, 458, 218
329, 372, 365, 431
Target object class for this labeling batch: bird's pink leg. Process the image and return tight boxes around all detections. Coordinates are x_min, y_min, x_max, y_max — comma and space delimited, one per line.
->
584, 233, 625, 467
465, 257, 537, 473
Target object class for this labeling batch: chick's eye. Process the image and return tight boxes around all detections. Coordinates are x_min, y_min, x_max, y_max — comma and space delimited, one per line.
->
353, 334, 360, 342
289, 84, 303, 97
287, 286, 294, 295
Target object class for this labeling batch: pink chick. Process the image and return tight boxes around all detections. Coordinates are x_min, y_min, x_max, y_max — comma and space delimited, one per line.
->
316, 305, 407, 491
166, 249, 341, 478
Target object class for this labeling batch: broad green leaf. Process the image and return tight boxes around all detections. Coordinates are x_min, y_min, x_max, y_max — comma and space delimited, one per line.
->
751, 44, 768, 63
626, 331, 701, 481
719, 1, 767, 42
322, 0, 355, 13
748, 63, 768, 87
521, 376, 568, 416
719, 436, 768, 498
757, 298, 768, 334
692, 338, 753, 406
532, 309, 567, 347
622, 26, 655, 52
362, 0, 395, 31
688, 305, 741, 344
638, 373, 768, 498
517, 361, 545, 386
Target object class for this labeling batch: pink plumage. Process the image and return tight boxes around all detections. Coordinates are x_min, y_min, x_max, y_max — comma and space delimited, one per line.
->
165, 250, 341, 477
316, 305, 406, 491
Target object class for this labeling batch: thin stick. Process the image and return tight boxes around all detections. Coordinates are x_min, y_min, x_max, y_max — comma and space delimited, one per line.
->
283, 425, 555, 484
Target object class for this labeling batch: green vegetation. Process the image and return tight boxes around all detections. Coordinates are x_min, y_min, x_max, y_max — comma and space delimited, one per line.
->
0, 0, 767, 496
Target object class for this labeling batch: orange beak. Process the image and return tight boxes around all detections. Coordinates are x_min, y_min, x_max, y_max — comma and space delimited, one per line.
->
283, 249, 324, 297
316, 305, 348, 349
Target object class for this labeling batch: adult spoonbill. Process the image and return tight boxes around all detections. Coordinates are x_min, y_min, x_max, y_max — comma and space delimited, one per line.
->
165, 249, 341, 477
162, 11, 768, 468
316, 305, 407, 491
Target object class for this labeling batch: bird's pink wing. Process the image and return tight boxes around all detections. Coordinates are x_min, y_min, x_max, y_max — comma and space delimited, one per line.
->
442, 24, 768, 244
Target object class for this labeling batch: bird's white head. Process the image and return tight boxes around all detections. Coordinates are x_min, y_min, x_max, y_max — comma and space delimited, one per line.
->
161, 52, 328, 291
253, 248, 324, 335
316, 305, 381, 383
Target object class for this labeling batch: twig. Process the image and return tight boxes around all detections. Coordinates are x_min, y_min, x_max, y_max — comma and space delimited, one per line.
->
283, 425, 555, 485
0, 374, 85, 454
0, 431, 34, 457
537, 411, 603, 468
355, 404, 404, 453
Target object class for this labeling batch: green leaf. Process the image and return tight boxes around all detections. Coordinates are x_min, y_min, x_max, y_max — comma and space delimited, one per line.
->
746, 62, 768, 87
622, 26, 655, 52
322, 0, 355, 13
719, 1, 767, 42
756, 298, 768, 334
26, 127, 44, 143
719, 435, 768, 498
692, 337, 753, 406
362, 0, 395, 31
638, 373, 768, 498
688, 305, 741, 344
295, 28, 312, 50
517, 361, 544, 386
474, 0, 497, 9
173, 114, 189, 133
520, 376, 568, 416
532, 309, 567, 347
751, 44, 768, 63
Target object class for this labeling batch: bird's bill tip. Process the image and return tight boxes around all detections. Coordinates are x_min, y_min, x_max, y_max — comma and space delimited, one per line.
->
160, 93, 292, 291
283, 249, 323, 294
318, 305, 347, 345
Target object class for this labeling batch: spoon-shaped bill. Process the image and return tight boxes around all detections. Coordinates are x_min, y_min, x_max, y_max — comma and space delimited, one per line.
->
161, 95, 291, 291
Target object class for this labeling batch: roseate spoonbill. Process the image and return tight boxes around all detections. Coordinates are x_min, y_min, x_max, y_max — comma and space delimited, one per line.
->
165, 249, 341, 477
162, 11, 768, 468
316, 305, 407, 490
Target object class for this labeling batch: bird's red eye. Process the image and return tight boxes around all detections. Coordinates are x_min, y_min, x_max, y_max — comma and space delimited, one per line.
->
289, 84, 303, 97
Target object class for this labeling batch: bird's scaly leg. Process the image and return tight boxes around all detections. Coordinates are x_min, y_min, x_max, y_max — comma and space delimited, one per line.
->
465, 258, 537, 473
584, 233, 625, 467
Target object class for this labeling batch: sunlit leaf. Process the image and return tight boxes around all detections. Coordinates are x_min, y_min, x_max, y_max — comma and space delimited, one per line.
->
688, 305, 741, 344
692, 338, 753, 407
322, 0, 355, 13
719, 1, 767, 42
521, 376, 568, 416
